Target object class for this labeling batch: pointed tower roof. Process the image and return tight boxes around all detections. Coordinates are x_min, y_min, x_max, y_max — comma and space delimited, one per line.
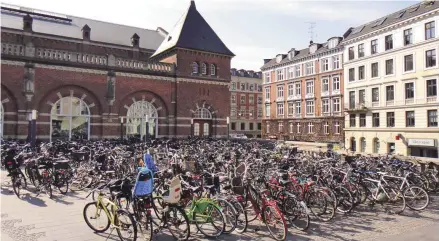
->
151, 0, 234, 58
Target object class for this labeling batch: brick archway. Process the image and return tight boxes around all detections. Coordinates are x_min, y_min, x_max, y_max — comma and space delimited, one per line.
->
1, 84, 19, 138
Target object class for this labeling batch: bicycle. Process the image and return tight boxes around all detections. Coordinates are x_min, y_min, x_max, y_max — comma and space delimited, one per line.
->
83, 184, 137, 241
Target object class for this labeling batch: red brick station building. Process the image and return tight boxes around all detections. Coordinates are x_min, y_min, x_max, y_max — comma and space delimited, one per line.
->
1, 1, 234, 140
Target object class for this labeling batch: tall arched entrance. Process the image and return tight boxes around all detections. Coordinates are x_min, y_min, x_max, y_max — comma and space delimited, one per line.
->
193, 107, 212, 137
50, 97, 90, 141
125, 100, 158, 138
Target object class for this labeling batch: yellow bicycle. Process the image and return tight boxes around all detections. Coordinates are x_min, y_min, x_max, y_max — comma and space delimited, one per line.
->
83, 184, 137, 241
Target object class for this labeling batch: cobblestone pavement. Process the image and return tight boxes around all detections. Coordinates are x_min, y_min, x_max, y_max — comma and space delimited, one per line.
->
1, 171, 438, 241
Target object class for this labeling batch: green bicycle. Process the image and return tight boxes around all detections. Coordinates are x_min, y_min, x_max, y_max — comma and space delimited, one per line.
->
83, 185, 138, 241
185, 197, 226, 238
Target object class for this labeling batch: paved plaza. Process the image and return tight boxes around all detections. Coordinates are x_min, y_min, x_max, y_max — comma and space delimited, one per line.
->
1, 171, 438, 241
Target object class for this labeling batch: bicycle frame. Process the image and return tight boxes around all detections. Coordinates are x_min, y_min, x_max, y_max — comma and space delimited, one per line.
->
94, 192, 122, 229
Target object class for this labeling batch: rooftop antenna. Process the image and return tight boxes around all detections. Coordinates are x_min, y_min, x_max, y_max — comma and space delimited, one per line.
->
306, 22, 316, 42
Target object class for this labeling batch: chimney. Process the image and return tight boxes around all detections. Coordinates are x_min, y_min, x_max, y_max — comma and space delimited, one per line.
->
131, 33, 140, 48
156, 27, 168, 37
82, 24, 91, 41
23, 14, 33, 32
190, 0, 196, 9
309, 40, 314, 45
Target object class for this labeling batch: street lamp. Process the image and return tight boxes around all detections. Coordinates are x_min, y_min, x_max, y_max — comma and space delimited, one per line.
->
120, 117, 124, 140
145, 114, 149, 142
226, 117, 230, 140
190, 119, 194, 137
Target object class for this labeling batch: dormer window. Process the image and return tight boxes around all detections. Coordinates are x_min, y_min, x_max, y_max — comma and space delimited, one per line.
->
276, 55, 283, 63
192, 62, 199, 74
328, 38, 339, 49
201, 63, 207, 75
131, 33, 140, 47
82, 24, 91, 41
210, 64, 216, 76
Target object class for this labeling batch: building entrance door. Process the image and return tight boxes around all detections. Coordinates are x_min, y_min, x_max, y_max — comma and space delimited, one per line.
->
193, 120, 212, 137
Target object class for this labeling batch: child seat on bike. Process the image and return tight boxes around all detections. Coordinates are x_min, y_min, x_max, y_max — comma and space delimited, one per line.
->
132, 167, 154, 198
162, 177, 181, 204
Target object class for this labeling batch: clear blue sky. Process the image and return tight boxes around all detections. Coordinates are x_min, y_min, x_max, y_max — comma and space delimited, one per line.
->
6, 0, 419, 71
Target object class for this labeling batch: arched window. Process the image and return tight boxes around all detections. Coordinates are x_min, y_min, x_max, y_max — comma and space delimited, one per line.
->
0, 104, 3, 139
125, 100, 158, 138
203, 123, 209, 136
360, 137, 366, 152
194, 107, 212, 119
350, 137, 356, 152
201, 63, 207, 75
194, 123, 200, 136
192, 62, 199, 74
51, 97, 90, 141
210, 64, 216, 76
373, 138, 380, 153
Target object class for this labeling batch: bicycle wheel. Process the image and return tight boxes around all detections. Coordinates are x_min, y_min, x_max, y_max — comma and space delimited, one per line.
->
83, 202, 110, 232
231, 200, 248, 233
134, 209, 152, 241
166, 205, 190, 241
217, 198, 237, 234
283, 196, 309, 231
263, 205, 287, 241
115, 209, 137, 241
193, 203, 225, 238
56, 176, 69, 195
403, 185, 429, 211
333, 185, 354, 213
381, 186, 406, 215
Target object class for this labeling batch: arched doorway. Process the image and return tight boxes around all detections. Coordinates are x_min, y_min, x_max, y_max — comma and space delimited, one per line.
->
125, 100, 158, 138
373, 138, 380, 153
360, 137, 366, 152
193, 107, 212, 137
50, 97, 90, 141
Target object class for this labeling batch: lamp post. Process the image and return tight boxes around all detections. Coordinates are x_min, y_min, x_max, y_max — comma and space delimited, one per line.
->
226, 117, 230, 140
120, 117, 124, 140
190, 118, 194, 137
31, 110, 37, 147
145, 114, 149, 142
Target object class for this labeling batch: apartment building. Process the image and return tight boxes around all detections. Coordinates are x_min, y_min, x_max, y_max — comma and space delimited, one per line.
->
229, 69, 263, 138
261, 38, 345, 143
343, 1, 439, 158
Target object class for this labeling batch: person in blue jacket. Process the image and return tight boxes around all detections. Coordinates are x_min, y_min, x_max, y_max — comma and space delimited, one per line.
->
143, 150, 159, 173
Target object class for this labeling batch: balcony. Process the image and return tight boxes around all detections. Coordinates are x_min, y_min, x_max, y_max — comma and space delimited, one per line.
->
276, 97, 285, 102
427, 96, 438, 103
345, 102, 369, 113
332, 89, 341, 96
287, 95, 301, 101
305, 93, 314, 99
321, 91, 329, 97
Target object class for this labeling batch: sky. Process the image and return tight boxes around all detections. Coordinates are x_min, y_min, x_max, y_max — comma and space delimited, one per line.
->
4, 0, 420, 71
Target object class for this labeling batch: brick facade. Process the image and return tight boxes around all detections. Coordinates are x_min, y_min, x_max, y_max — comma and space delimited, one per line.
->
0, 2, 232, 140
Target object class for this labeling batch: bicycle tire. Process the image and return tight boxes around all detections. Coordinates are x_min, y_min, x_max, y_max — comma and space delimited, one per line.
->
193, 203, 225, 238
381, 185, 406, 215
217, 198, 237, 234
403, 185, 429, 211
83, 202, 111, 233
263, 205, 287, 241
231, 200, 248, 233
115, 209, 137, 241
166, 205, 191, 241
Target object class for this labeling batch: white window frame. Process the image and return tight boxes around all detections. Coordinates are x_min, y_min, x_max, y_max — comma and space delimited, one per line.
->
210, 64, 216, 76
201, 63, 207, 75
264, 72, 271, 83
265, 87, 270, 100
192, 62, 199, 74
288, 102, 294, 116
403, 53, 416, 74
296, 123, 301, 134
306, 100, 314, 115
332, 55, 340, 69
384, 58, 395, 77
333, 98, 341, 113
265, 104, 271, 118
289, 122, 293, 133
323, 122, 329, 135
322, 58, 329, 72
277, 103, 284, 116
306, 62, 314, 75
277, 85, 284, 98
288, 84, 294, 96
371, 62, 380, 79
277, 69, 285, 81
424, 47, 438, 70
322, 99, 330, 113
295, 102, 301, 116
334, 121, 340, 134
333, 76, 340, 92
288, 67, 294, 79
295, 82, 302, 96
308, 122, 314, 134
278, 122, 283, 132
322, 78, 329, 93
295, 65, 301, 77
306, 80, 314, 94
